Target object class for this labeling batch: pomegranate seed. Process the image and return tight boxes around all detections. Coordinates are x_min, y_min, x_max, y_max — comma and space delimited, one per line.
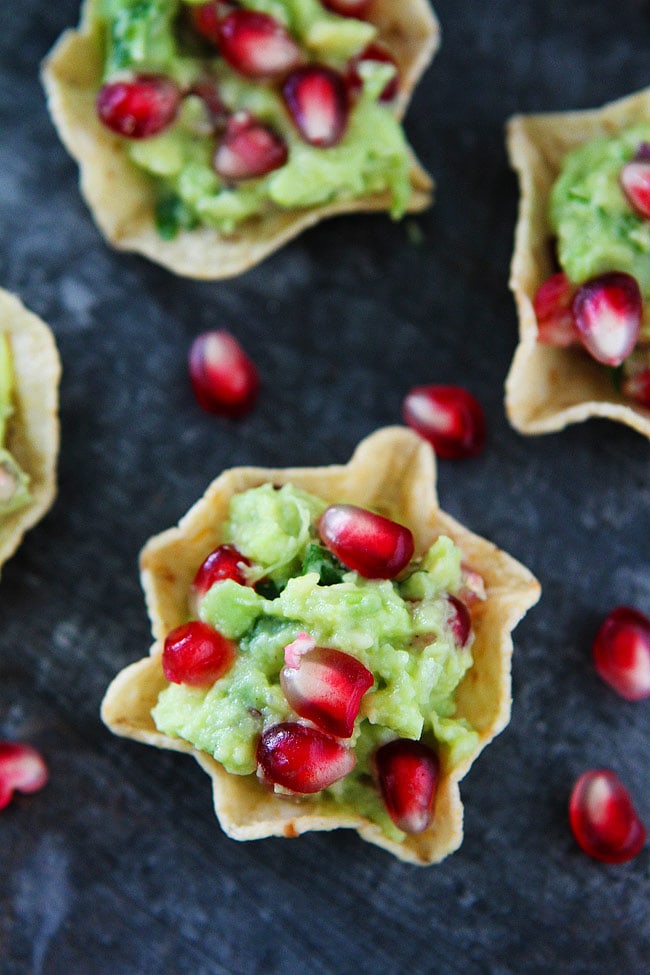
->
321, 0, 370, 16
592, 606, 650, 701
280, 645, 373, 738
162, 620, 236, 687
216, 11, 302, 79
375, 738, 439, 834
460, 564, 486, 604
621, 353, 650, 407
282, 65, 349, 148
533, 272, 580, 347
188, 330, 259, 417
214, 111, 288, 180
283, 632, 316, 668
192, 543, 252, 602
96, 75, 180, 139
621, 159, 650, 220
318, 504, 414, 579
569, 769, 647, 863
348, 43, 400, 102
256, 722, 356, 793
572, 272, 642, 367
0, 742, 48, 810
402, 385, 486, 460
190, 1, 235, 46
447, 595, 471, 647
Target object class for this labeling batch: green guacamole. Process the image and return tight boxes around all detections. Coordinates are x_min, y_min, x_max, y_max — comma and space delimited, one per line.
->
0, 334, 31, 517
93, 0, 414, 237
550, 124, 650, 299
152, 483, 479, 842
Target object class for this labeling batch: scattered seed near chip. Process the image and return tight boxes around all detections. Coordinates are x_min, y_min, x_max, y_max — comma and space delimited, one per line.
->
402, 385, 486, 459
188, 330, 259, 417
569, 769, 647, 863
0, 742, 48, 810
593, 606, 650, 701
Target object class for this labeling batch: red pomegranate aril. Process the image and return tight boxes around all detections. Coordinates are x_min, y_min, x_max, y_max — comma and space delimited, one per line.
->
190, 1, 235, 46
96, 75, 180, 139
593, 606, 650, 701
403, 385, 486, 460
533, 272, 580, 347
188, 330, 259, 417
321, 0, 370, 16
569, 769, 647, 863
0, 742, 48, 810
460, 564, 486, 605
162, 620, 236, 687
217, 11, 302, 78
256, 722, 356, 793
283, 65, 349, 148
447, 595, 472, 647
375, 738, 439, 834
192, 544, 252, 602
318, 504, 414, 579
281, 645, 373, 737
621, 159, 650, 220
572, 272, 642, 367
214, 111, 288, 180
348, 43, 399, 102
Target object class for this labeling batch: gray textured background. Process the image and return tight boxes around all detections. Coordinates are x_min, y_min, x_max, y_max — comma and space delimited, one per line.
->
1, 2, 649, 973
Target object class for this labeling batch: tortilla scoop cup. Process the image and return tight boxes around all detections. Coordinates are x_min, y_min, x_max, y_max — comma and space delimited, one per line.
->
101, 426, 540, 865
0, 289, 61, 574
42, 0, 439, 280
506, 87, 650, 438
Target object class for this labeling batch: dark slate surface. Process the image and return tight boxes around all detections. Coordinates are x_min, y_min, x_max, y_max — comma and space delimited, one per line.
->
1, 1, 649, 972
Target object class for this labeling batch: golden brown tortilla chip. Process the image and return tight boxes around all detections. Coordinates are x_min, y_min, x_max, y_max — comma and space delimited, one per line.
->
101, 426, 540, 864
42, 0, 439, 280
506, 88, 650, 437
0, 289, 61, 573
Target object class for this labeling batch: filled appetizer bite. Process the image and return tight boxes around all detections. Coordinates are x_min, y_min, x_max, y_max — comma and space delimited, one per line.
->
507, 87, 650, 437
102, 427, 540, 864
0, 289, 60, 574
43, 0, 438, 279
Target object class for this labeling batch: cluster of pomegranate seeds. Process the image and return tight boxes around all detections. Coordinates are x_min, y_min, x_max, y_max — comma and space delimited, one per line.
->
256, 721, 356, 793
592, 606, 650, 701
620, 145, 650, 219
347, 43, 400, 102
321, 0, 370, 16
162, 620, 236, 686
96, 75, 181, 138
214, 111, 288, 180
282, 66, 349, 148
402, 385, 486, 460
572, 272, 642, 367
375, 738, 439, 834
192, 543, 252, 601
533, 272, 580, 347
0, 742, 48, 810
318, 504, 414, 579
216, 10, 302, 78
280, 643, 373, 737
188, 330, 260, 417
569, 770, 646, 863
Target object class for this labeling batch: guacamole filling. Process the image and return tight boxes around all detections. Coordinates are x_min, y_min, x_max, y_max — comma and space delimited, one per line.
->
92, 0, 415, 238
0, 333, 31, 518
152, 483, 480, 842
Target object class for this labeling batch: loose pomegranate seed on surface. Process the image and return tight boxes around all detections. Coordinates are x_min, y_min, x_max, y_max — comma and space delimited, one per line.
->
446, 595, 472, 647
347, 43, 400, 102
256, 722, 356, 793
375, 738, 439, 834
96, 75, 181, 138
214, 111, 288, 180
533, 272, 580, 347
321, 0, 370, 16
280, 645, 373, 738
282, 65, 349, 148
402, 385, 486, 460
217, 10, 302, 78
188, 330, 259, 417
569, 769, 647, 863
162, 620, 236, 686
572, 272, 642, 367
318, 504, 414, 579
621, 159, 650, 220
192, 544, 252, 601
0, 742, 48, 810
592, 606, 650, 701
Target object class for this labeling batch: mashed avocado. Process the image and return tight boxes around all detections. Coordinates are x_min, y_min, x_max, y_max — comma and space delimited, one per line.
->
0, 334, 31, 517
550, 124, 650, 299
152, 483, 479, 842
93, 0, 413, 236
